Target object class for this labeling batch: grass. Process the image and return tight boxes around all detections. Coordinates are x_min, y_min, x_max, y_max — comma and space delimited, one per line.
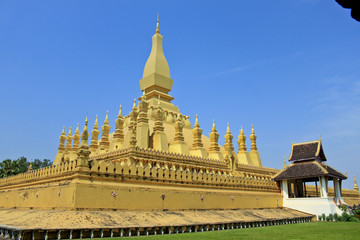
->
99, 222, 360, 240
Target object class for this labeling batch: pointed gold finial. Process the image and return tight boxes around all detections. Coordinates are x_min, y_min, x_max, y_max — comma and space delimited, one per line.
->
194, 114, 200, 128
94, 114, 99, 129
80, 116, 89, 148
212, 120, 216, 131
240, 126, 244, 135
226, 123, 231, 134
250, 124, 257, 151
133, 98, 137, 109
75, 123, 79, 134
354, 176, 359, 193
104, 110, 109, 125
61, 126, 65, 135
284, 155, 287, 169
156, 13, 160, 34
68, 126, 72, 136
28, 158, 33, 172
118, 105, 122, 118
85, 116, 88, 131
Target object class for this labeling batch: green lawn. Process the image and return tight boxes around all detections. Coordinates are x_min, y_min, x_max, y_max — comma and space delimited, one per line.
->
102, 222, 360, 240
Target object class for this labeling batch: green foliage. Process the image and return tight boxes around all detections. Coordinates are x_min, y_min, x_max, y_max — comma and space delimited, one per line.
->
322, 213, 326, 221
354, 209, 360, 216
334, 213, 339, 222
318, 215, 322, 221
340, 205, 348, 212
328, 214, 334, 222
0, 157, 52, 178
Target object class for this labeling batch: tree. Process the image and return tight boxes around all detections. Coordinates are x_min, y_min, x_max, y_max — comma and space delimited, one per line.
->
0, 157, 53, 178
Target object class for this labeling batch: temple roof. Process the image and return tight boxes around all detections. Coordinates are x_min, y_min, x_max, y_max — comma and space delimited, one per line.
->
273, 161, 347, 181
288, 139, 326, 162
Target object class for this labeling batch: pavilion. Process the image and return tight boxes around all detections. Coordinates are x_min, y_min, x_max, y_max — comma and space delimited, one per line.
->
273, 139, 347, 216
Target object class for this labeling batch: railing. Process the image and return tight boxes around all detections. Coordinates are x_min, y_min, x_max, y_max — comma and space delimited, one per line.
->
0, 160, 77, 187
0, 146, 279, 192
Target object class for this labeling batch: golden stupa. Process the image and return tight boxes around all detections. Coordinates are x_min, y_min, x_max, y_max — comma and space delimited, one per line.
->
0, 17, 358, 213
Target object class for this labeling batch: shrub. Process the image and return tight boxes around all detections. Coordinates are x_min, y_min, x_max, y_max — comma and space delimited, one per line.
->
334, 213, 339, 222
328, 214, 334, 222
325, 216, 330, 222
322, 213, 326, 221
318, 215, 322, 221
339, 205, 347, 212
341, 212, 351, 222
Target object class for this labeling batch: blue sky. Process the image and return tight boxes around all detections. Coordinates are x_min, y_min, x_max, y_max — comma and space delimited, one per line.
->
0, 1, 359, 189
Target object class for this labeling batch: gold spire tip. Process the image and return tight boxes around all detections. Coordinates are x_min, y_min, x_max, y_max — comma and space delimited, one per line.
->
118, 105, 122, 118
156, 13, 160, 34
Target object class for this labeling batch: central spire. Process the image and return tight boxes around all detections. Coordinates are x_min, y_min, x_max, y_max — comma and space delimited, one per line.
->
142, 15, 171, 79
139, 15, 178, 113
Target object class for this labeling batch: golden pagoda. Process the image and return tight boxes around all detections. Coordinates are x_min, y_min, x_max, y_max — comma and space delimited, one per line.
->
0, 17, 358, 214
1, 17, 360, 240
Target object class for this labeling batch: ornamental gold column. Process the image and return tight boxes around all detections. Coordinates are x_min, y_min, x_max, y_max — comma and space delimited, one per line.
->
99, 111, 111, 151
224, 123, 238, 170
54, 127, 67, 165
189, 115, 208, 158
136, 94, 150, 148
249, 125, 262, 167
237, 126, 251, 165
110, 105, 124, 150
169, 114, 189, 155
152, 101, 169, 151
89, 115, 100, 155
208, 120, 224, 162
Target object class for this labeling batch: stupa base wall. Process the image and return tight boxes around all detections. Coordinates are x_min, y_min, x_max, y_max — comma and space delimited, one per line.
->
73, 180, 282, 211
0, 178, 282, 211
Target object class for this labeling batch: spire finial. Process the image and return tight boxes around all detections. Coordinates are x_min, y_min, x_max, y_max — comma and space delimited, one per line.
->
251, 124, 255, 134
118, 105, 123, 118
133, 98, 137, 109
226, 123, 231, 134
68, 126, 72, 136
240, 125, 244, 135
28, 158, 33, 172
94, 114, 99, 129
194, 114, 200, 128
284, 155, 287, 169
156, 13, 160, 34
62, 126, 65, 135
212, 119, 216, 131
354, 176, 359, 192
104, 110, 109, 125
75, 123, 79, 134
